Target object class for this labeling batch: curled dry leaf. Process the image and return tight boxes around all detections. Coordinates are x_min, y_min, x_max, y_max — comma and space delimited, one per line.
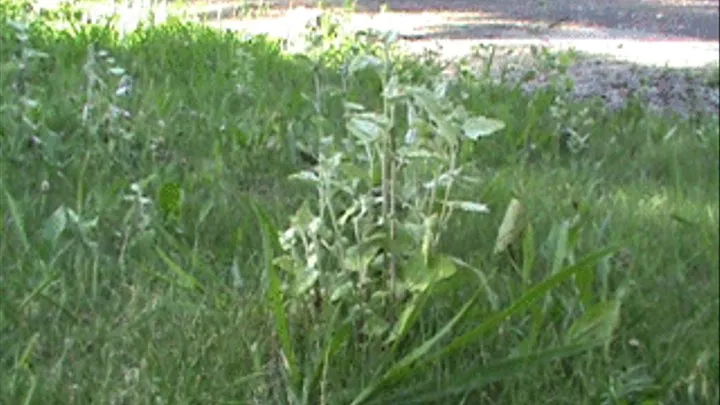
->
494, 198, 527, 254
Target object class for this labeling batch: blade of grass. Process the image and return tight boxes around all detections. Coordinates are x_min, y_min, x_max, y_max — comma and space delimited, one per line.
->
521, 222, 536, 286
551, 220, 570, 275
385, 280, 435, 354
3, 189, 30, 252
368, 341, 603, 405
250, 200, 300, 394
303, 303, 351, 405
156, 246, 205, 294
418, 246, 618, 368
350, 291, 481, 405
19, 271, 60, 312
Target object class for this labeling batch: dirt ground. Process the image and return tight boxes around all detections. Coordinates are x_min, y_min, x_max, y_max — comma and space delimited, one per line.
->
180, 0, 716, 68
191, 0, 719, 39
346, 0, 720, 41
186, 0, 717, 115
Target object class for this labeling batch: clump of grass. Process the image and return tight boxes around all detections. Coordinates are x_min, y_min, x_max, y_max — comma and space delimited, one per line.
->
1, 1, 717, 404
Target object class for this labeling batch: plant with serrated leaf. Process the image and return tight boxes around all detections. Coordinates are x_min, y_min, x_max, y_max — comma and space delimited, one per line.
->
277, 29, 506, 341
258, 30, 508, 405
254, 22, 623, 405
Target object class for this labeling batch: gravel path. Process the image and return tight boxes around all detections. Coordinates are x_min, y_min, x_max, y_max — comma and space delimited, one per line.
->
205, 3, 719, 116
352, 0, 720, 41
51, 0, 720, 116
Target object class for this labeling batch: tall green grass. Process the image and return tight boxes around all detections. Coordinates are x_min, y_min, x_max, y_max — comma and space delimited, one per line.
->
1, 1, 717, 404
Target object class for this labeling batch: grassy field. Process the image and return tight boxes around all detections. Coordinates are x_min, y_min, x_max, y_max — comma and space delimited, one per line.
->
1, 2, 718, 404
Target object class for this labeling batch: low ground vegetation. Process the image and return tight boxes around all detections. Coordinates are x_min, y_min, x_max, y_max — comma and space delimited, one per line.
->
1, 1, 718, 404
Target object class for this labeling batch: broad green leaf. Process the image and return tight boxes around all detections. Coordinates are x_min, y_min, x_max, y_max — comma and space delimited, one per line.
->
289, 170, 320, 183
329, 281, 353, 303
294, 267, 320, 296
408, 87, 445, 122
273, 254, 299, 274
338, 162, 371, 186
157, 182, 182, 219
385, 227, 419, 258
428, 254, 458, 283
348, 54, 383, 74
494, 198, 527, 254
436, 117, 461, 142
108, 66, 125, 76
462, 116, 506, 140
344, 241, 383, 274
347, 113, 387, 143
401, 149, 443, 160
444, 200, 490, 214
42, 205, 68, 243
292, 201, 316, 229
433, 79, 451, 99
344, 101, 366, 112
383, 74, 404, 100
401, 254, 430, 293
402, 253, 457, 293
566, 300, 622, 346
